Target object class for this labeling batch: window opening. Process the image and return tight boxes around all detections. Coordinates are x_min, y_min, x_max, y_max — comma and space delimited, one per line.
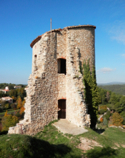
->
58, 59, 66, 74
58, 99, 66, 119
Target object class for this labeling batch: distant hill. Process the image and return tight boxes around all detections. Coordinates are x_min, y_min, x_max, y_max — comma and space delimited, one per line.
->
98, 84, 125, 95
98, 82, 125, 86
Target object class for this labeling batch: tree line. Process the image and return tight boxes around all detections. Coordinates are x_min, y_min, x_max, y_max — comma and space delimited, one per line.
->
98, 84, 125, 95
0, 83, 26, 90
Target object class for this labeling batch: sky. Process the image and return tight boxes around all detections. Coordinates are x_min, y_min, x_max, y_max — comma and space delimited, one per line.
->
0, 0, 125, 84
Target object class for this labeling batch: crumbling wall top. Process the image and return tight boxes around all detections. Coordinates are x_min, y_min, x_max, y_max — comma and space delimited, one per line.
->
30, 25, 96, 48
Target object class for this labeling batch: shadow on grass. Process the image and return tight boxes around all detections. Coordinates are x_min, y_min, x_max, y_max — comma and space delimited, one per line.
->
0, 135, 73, 158
0, 131, 7, 135
85, 147, 118, 158
94, 129, 105, 134
30, 137, 72, 158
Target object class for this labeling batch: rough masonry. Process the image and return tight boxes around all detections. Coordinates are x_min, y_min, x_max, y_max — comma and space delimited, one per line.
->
8, 25, 96, 135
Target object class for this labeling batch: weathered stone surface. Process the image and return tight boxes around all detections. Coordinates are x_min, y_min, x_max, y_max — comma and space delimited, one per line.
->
8, 25, 96, 135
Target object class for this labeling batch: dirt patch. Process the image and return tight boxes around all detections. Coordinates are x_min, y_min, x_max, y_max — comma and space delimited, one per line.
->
114, 143, 120, 147
113, 143, 125, 149
77, 137, 103, 152
121, 144, 125, 148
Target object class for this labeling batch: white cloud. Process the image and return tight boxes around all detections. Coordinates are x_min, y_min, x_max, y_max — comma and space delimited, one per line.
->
97, 67, 116, 74
121, 54, 125, 58
109, 21, 125, 45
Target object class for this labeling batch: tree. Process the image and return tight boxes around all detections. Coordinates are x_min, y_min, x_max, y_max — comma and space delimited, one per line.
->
109, 93, 121, 105
119, 96, 125, 111
17, 88, 26, 100
4, 110, 8, 116
120, 111, 125, 125
112, 112, 123, 126
20, 100, 25, 114
82, 60, 98, 128
106, 91, 110, 102
10, 103, 17, 109
5, 103, 10, 109
97, 87, 107, 104
2, 114, 19, 132
17, 96, 22, 109
20, 106, 25, 115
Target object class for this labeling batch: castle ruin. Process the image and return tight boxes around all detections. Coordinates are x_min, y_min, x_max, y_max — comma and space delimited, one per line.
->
8, 25, 96, 135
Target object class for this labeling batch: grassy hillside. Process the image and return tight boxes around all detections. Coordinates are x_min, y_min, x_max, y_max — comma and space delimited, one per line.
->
98, 84, 125, 95
0, 121, 125, 158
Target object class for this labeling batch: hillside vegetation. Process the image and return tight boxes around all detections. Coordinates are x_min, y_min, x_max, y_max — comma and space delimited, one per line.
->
0, 121, 125, 158
98, 84, 125, 95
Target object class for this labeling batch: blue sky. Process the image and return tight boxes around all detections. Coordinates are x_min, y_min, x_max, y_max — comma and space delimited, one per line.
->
0, 0, 125, 84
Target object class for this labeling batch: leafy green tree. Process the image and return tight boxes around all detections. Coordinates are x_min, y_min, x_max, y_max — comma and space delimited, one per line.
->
17, 88, 26, 100
97, 87, 108, 104
9, 89, 18, 98
119, 96, 125, 111
2, 114, 19, 132
109, 93, 121, 105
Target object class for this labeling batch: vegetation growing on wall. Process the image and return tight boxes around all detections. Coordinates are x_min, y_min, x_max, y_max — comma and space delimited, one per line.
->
82, 60, 98, 128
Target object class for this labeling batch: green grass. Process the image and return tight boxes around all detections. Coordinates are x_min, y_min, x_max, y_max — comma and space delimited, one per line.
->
0, 109, 20, 120
103, 127, 125, 145
81, 127, 125, 158
35, 121, 82, 157
0, 121, 125, 158
0, 109, 19, 115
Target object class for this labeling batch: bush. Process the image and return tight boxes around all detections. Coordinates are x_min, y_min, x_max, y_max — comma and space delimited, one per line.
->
112, 112, 123, 126
99, 105, 107, 110
2, 114, 19, 132
4, 103, 10, 109
99, 109, 107, 114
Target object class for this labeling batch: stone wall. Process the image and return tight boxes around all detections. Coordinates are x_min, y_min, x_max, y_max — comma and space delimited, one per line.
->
58, 74, 66, 99
8, 25, 96, 135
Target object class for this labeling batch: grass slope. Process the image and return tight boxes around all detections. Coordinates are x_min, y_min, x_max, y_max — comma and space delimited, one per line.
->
0, 121, 125, 158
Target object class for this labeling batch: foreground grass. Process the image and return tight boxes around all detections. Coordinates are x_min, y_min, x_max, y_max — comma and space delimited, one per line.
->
0, 121, 125, 158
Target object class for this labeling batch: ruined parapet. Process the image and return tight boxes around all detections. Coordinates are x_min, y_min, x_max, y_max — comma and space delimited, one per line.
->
8, 25, 96, 135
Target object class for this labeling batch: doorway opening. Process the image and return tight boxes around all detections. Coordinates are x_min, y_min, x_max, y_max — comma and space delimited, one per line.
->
58, 59, 66, 74
58, 99, 66, 119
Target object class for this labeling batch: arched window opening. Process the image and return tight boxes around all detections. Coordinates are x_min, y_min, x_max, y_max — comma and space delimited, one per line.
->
58, 59, 66, 74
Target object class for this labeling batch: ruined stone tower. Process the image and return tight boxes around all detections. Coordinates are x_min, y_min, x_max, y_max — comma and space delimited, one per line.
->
8, 25, 96, 135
